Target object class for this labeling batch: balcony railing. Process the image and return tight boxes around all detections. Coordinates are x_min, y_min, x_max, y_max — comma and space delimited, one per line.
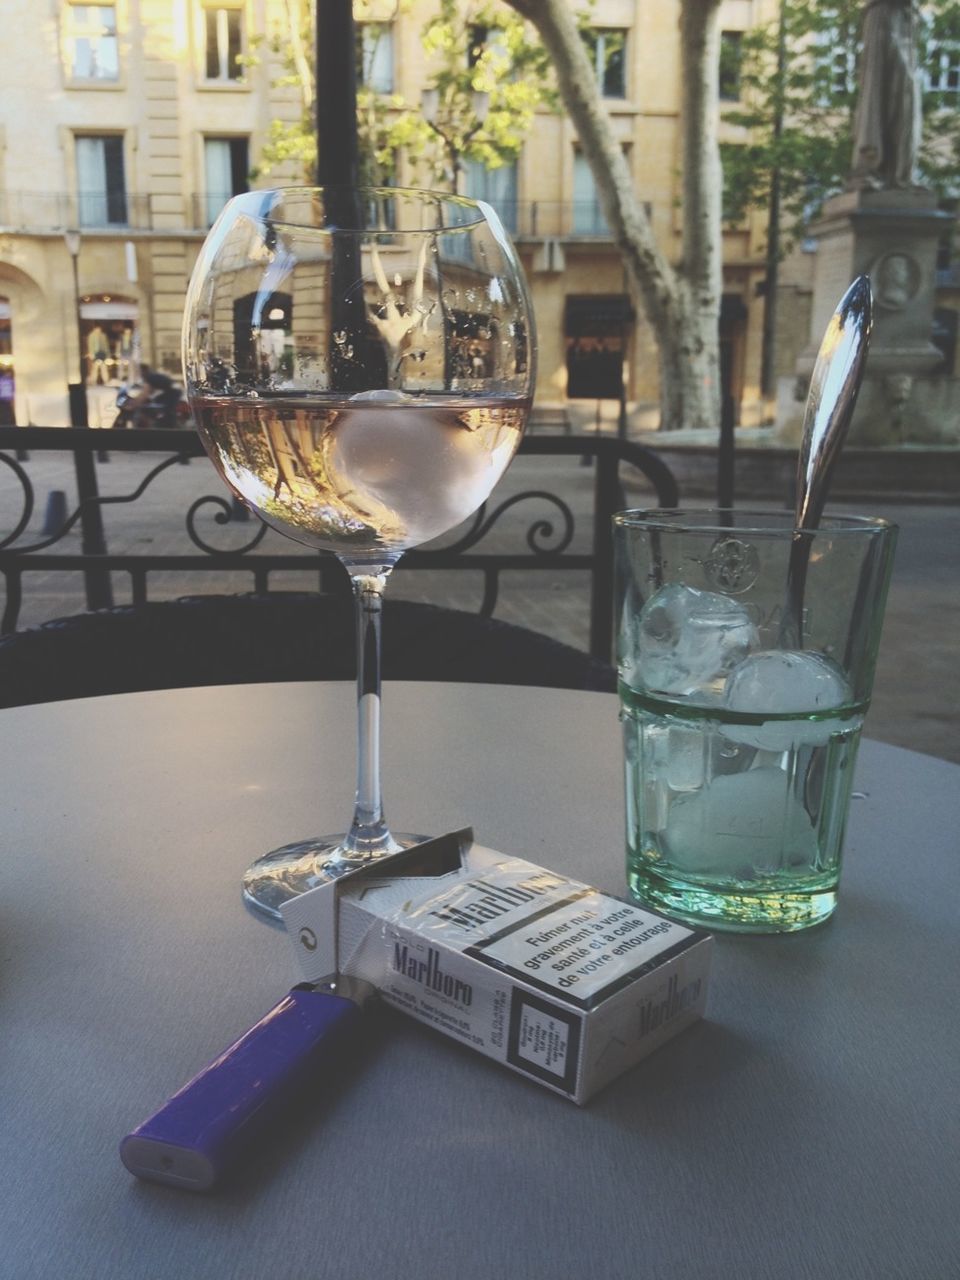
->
0, 192, 621, 240
512, 201, 611, 238
0, 191, 157, 232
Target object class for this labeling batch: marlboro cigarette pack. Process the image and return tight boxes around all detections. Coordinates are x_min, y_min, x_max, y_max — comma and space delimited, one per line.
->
281, 830, 712, 1104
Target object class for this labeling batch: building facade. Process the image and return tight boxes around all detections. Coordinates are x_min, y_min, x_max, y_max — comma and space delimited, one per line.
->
0, 0, 796, 429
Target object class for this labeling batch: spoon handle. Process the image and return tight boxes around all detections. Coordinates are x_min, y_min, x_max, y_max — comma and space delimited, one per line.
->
795, 276, 874, 530
783, 276, 873, 648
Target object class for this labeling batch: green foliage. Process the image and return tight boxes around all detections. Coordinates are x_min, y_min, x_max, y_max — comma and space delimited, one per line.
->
719, 1, 860, 240
918, 1, 960, 193
251, 0, 555, 190
254, 119, 315, 184
245, 1, 316, 183
720, 1, 960, 251
416, 0, 557, 184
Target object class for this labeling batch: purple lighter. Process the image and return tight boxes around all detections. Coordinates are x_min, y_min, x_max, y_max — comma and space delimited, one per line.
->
119, 979, 369, 1191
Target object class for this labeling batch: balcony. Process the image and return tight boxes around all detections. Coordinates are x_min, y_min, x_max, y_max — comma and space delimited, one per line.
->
0, 192, 621, 241
510, 201, 612, 239
0, 191, 156, 233
0, 192, 217, 235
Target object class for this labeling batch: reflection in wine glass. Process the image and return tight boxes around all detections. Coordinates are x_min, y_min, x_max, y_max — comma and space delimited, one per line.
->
182, 187, 535, 920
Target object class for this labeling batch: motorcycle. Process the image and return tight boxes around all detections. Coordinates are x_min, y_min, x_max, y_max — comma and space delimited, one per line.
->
111, 382, 188, 430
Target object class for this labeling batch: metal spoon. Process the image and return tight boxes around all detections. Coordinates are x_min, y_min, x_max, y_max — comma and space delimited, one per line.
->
781, 274, 874, 648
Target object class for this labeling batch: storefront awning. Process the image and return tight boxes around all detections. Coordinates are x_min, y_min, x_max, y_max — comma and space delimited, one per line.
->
80, 300, 138, 321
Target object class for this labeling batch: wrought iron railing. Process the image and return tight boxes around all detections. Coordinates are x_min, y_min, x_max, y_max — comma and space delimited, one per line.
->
0, 191, 156, 232
0, 427, 678, 659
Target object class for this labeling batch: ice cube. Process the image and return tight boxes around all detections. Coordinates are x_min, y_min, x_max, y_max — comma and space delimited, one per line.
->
625, 583, 758, 697
723, 649, 852, 750
664, 766, 819, 879
348, 388, 415, 403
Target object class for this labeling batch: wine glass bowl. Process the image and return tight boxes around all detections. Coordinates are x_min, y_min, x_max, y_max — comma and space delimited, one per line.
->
182, 187, 535, 919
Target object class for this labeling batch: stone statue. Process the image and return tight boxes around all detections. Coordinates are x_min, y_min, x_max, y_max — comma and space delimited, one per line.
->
849, 0, 923, 189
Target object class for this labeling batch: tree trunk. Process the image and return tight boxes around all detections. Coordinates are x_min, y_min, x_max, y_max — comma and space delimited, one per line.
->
673, 0, 723, 429
506, 0, 723, 431
286, 0, 313, 116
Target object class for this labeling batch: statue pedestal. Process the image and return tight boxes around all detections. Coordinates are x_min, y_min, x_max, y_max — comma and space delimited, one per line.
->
782, 187, 958, 445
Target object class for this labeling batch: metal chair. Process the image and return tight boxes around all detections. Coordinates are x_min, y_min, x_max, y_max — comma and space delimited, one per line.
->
0, 593, 616, 709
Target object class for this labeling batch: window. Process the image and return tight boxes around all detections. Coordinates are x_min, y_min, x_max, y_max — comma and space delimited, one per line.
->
468, 24, 509, 69
719, 31, 743, 101
80, 298, 138, 387
204, 137, 249, 226
582, 29, 626, 99
204, 5, 243, 81
0, 297, 14, 426
573, 152, 608, 234
76, 135, 127, 226
565, 295, 632, 400
927, 43, 960, 93
825, 46, 856, 99
468, 24, 488, 67
65, 3, 119, 81
465, 159, 518, 232
812, 26, 856, 104
357, 23, 394, 92
359, 151, 397, 201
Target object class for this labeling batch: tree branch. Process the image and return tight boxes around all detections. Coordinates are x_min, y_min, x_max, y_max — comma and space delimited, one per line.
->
678, 0, 723, 308
505, 0, 678, 329
285, 0, 313, 114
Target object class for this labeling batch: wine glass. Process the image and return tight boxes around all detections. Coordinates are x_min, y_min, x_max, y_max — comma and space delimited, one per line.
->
182, 187, 535, 920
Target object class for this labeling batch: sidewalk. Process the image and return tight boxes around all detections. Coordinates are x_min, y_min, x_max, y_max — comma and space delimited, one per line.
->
1, 446, 957, 763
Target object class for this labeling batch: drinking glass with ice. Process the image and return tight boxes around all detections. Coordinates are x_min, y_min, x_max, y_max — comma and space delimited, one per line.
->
615, 511, 897, 932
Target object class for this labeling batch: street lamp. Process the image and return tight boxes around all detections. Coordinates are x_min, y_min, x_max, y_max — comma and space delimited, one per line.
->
63, 229, 88, 427
421, 88, 491, 193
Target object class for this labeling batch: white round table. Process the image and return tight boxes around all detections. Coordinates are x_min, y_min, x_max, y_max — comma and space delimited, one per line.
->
1, 682, 957, 1280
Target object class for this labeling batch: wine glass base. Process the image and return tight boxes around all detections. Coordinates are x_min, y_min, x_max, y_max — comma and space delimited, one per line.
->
241, 833, 430, 924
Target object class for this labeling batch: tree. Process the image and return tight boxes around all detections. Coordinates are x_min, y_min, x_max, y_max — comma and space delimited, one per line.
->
917, 1, 960, 196
257, 0, 725, 430
720, 3, 860, 240
415, 0, 557, 191
722, 1, 960, 241
505, 0, 724, 432
253, 1, 554, 192
721, 1, 960, 399
250, 0, 317, 183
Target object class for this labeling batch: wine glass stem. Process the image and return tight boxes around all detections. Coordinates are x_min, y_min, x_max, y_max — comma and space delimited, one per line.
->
344, 569, 398, 856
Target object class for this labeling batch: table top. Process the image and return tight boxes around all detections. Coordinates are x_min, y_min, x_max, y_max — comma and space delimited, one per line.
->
2, 681, 958, 1280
